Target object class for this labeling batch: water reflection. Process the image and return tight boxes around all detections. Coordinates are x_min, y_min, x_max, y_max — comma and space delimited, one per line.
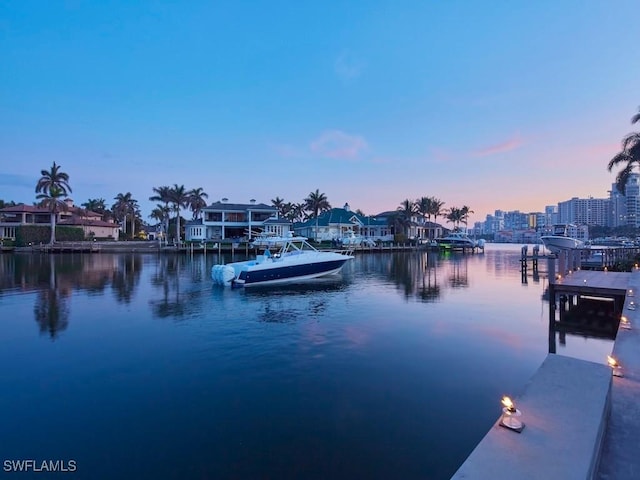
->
354, 250, 476, 301
243, 278, 347, 323
0, 253, 141, 337
111, 254, 142, 303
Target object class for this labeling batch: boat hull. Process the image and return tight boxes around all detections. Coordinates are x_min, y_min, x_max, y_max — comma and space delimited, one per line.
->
540, 235, 583, 254
235, 258, 349, 287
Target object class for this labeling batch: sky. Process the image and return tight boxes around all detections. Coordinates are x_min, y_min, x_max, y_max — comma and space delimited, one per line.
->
1, 0, 639, 225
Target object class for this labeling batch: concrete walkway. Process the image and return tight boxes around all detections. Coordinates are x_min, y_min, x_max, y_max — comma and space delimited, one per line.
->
596, 270, 640, 480
452, 269, 640, 480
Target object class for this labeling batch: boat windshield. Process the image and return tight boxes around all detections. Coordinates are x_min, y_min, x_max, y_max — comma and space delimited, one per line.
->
552, 225, 568, 235
279, 238, 318, 255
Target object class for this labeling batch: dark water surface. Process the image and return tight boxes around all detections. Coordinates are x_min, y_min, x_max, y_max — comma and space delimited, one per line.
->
0, 245, 613, 479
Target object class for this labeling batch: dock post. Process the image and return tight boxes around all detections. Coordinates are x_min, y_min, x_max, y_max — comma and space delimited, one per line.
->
548, 279, 557, 354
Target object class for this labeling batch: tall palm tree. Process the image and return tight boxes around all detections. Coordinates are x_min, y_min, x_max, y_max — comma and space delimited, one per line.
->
150, 186, 172, 243
112, 192, 138, 239
169, 184, 189, 244
149, 204, 171, 240
460, 205, 474, 233
271, 197, 286, 218
415, 197, 432, 224
446, 207, 464, 230
36, 186, 69, 244
428, 197, 445, 232
35, 162, 72, 244
304, 189, 331, 240
187, 187, 209, 220
608, 107, 640, 194
396, 199, 417, 237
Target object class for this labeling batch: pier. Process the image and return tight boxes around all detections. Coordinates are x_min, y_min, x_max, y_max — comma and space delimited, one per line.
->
452, 267, 640, 479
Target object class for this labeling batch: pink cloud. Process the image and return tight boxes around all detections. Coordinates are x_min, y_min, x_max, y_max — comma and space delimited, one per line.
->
473, 134, 524, 157
310, 130, 368, 159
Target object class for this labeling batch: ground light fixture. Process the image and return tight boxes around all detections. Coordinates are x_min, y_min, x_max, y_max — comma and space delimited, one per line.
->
499, 396, 524, 433
620, 315, 632, 330
628, 301, 636, 311
607, 355, 623, 377
628, 288, 635, 297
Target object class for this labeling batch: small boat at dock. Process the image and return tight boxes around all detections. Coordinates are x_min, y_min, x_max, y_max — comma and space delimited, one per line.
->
540, 225, 583, 254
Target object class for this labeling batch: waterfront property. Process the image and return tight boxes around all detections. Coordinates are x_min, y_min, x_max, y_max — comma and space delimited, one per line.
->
293, 204, 393, 242
186, 199, 278, 241
0, 200, 119, 240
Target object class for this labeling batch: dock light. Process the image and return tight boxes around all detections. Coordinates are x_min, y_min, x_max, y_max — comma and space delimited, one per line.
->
629, 301, 636, 311
584, 279, 587, 284
628, 289, 635, 297
607, 356, 623, 377
620, 315, 632, 330
500, 396, 524, 432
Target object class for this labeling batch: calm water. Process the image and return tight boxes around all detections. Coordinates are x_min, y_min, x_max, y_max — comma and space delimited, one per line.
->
0, 245, 614, 479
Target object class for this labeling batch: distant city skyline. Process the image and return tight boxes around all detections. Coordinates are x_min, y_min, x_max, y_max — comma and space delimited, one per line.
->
1, 1, 639, 225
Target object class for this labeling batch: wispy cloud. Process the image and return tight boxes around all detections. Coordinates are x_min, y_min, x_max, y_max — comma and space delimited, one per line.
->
310, 130, 368, 160
472, 134, 524, 157
334, 50, 365, 81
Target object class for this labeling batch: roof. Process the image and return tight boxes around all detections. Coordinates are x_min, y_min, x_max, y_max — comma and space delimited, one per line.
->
296, 208, 388, 228
185, 218, 204, 226
203, 201, 276, 212
0, 204, 46, 213
263, 217, 291, 225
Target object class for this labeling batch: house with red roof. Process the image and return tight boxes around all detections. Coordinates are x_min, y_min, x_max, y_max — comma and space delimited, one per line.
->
0, 199, 119, 240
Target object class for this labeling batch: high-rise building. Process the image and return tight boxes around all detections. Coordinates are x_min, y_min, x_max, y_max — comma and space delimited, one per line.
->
608, 173, 640, 228
557, 196, 610, 226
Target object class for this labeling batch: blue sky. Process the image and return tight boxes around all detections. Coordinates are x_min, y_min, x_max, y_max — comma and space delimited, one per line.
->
1, 0, 639, 225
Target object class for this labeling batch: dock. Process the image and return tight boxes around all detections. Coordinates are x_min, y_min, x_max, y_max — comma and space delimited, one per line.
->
452, 268, 640, 479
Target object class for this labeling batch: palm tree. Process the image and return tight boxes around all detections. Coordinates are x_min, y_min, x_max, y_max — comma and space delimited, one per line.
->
36, 186, 69, 244
428, 197, 445, 234
35, 162, 72, 244
271, 197, 286, 218
149, 204, 171, 241
446, 207, 464, 230
169, 184, 189, 244
112, 192, 138, 239
607, 107, 640, 194
187, 187, 209, 220
150, 186, 172, 243
304, 189, 331, 240
460, 205, 474, 233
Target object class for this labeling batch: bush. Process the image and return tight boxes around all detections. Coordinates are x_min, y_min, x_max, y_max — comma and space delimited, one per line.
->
15, 225, 84, 246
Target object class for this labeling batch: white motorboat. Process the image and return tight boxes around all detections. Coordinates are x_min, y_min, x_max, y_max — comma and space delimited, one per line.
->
434, 231, 478, 250
212, 234, 353, 287
540, 225, 583, 254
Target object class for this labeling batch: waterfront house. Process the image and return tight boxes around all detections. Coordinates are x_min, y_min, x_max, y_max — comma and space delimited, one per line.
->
186, 199, 279, 241
373, 210, 445, 241
294, 204, 393, 242
0, 200, 119, 240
